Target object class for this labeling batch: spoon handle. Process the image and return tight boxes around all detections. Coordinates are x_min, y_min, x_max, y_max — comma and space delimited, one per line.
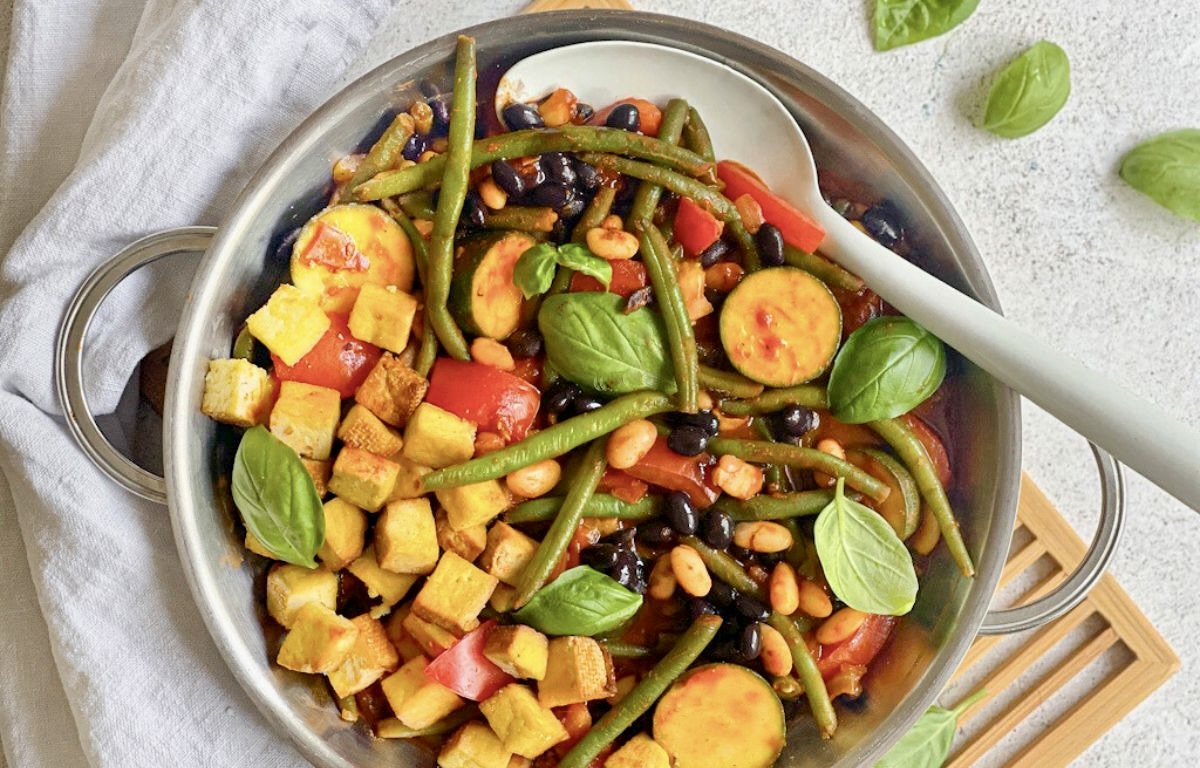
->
815, 208, 1200, 511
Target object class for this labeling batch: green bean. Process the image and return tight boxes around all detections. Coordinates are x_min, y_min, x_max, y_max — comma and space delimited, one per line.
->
640, 222, 698, 412
626, 98, 690, 227
346, 113, 415, 191
718, 385, 828, 417
772, 674, 804, 701
571, 184, 617, 243
425, 36, 475, 361
752, 418, 786, 490
231, 325, 255, 360
514, 438, 608, 608
397, 190, 437, 221
482, 205, 558, 233
783, 244, 864, 292
379, 202, 439, 377
421, 392, 673, 491
680, 535, 767, 602
681, 106, 715, 163
729, 219, 761, 272
505, 493, 662, 524
711, 490, 837, 522
602, 641, 654, 659
697, 365, 765, 398
870, 417, 974, 577
768, 612, 836, 739
558, 615, 722, 768
354, 126, 714, 200
707, 438, 890, 503
581, 153, 740, 222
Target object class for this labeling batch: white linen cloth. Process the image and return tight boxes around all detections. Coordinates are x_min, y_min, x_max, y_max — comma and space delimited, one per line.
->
0, 1, 402, 765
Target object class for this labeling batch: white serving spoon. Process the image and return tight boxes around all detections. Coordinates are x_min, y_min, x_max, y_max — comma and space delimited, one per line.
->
497, 40, 1200, 511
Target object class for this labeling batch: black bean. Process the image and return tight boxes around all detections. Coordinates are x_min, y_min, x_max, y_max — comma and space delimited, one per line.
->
490, 159, 526, 197
581, 543, 622, 571
861, 200, 903, 249
698, 238, 731, 268
774, 405, 818, 438
688, 598, 719, 620
703, 287, 727, 312
529, 183, 573, 210
665, 491, 699, 536
740, 623, 764, 661
667, 425, 709, 457
781, 697, 804, 720
544, 380, 581, 417
606, 103, 641, 132
572, 159, 600, 191
637, 521, 677, 548
728, 545, 753, 561
574, 102, 595, 122
427, 98, 450, 136
623, 286, 654, 314
602, 527, 638, 550
709, 639, 738, 662
571, 396, 604, 417
502, 102, 544, 130
702, 510, 734, 549
735, 593, 771, 622
461, 192, 486, 229
708, 580, 737, 608
756, 223, 786, 266
506, 329, 543, 359
401, 132, 427, 161
418, 79, 441, 98
542, 152, 577, 187
558, 195, 586, 219
666, 410, 719, 437
611, 552, 647, 593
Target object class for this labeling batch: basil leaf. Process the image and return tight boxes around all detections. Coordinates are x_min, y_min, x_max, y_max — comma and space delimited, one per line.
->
556, 243, 613, 288
814, 478, 918, 616
1119, 129, 1200, 223
983, 40, 1071, 139
873, 0, 979, 51
512, 566, 643, 636
513, 242, 559, 299
826, 316, 946, 424
538, 292, 676, 395
231, 425, 325, 568
874, 689, 988, 768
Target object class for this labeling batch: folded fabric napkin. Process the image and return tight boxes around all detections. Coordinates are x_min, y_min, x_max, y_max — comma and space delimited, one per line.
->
0, 1, 404, 765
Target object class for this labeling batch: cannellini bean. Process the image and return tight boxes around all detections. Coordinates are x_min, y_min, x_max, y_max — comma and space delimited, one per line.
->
505, 459, 562, 499
734, 193, 764, 234
670, 545, 712, 597
712, 454, 764, 499
797, 577, 833, 619
648, 555, 677, 600
813, 438, 845, 487
703, 261, 743, 293
600, 214, 624, 230
769, 562, 801, 615
759, 623, 793, 677
816, 607, 867, 646
606, 419, 658, 469
470, 337, 515, 371
732, 521, 793, 553
586, 226, 640, 260
478, 177, 508, 210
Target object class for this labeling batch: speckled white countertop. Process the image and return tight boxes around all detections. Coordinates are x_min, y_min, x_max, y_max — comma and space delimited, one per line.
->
2, 1, 1197, 766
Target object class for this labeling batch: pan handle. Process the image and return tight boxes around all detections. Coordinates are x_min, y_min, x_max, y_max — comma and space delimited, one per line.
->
978, 443, 1125, 635
54, 226, 217, 505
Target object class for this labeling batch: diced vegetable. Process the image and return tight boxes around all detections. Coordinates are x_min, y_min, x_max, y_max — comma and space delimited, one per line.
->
569, 258, 648, 297
673, 196, 724, 258
449, 230, 536, 340
591, 97, 663, 136
271, 313, 382, 399
622, 437, 719, 508
716, 161, 825, 253
425, 358, 541, 442
424, 621, 514, 701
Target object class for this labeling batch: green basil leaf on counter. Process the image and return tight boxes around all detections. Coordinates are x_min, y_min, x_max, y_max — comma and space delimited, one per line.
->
231, 425, 325, 568
826, 316, 946, 424
874, 689, 988, 768
983, 40, 1071, 138
814, 478, 918, 616
1119, 129, 1200, 223
873, 0, 980, 51
512, 566, 644, 636
513, 242, 613, 299
556, 243, 613, 287
538, 292, 676, 395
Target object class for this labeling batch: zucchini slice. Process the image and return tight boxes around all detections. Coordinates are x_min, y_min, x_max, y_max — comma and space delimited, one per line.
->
449, 230, 536, 340
852, 447, 921, 539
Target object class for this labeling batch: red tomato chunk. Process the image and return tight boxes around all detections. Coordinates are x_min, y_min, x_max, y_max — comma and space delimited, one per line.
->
425, 358, 541, 442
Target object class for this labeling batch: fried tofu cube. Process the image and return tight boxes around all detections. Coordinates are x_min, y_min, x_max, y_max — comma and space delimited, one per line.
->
478, 522, 537, 587
480, 683, 568, 759
387, 454, 432, 501
317, 497, 367, 571
489, 583, 517, 613
276, 602, 358, 674
538, 636, 616, 708
269, 381, 341, 460
266, 563, 337, 629
605, 734, 670, 768
348, 283, 419, 354
301, 457, 332, 496
375, 497, 439, 574
438, 723, 512, 768
338, 403, 404, 456
507, 757, 532, 768
201, 358, 272, 427
346, 545, 419, 614
327, 446, 400, 512
245, 529, 275, 559
483, 625, 549, 681
402, 610, 458, 657
326, 614, 400, 699
412, 551, 498, 633
380, 656, 465, 730
355, 353, 428, 427
246, 284, 330, 366
402, 403, 476, 468
436, 480, 510, 531
382, 607, 427, 663
436, 508, 488, 561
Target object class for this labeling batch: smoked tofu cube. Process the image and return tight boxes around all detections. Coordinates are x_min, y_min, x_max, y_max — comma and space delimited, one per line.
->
480, 683, 568, 759
317, 497, 367, 571
246, 284, 330, 366
412, 551, 498, 634
402, 610, 458, 657
375, 497, 439, 574
538, 636, 616, 708
387, 455, 432, 501
489, 584, 517, 613
605, 734, 670, 768
346, 545, 419, 614
301, 457, 332, 497
276, 602, 358, 674
348, 283, 419, 354
483, 625, 548, 681
435, 508, 488, 562
380, 655, 465, 730
438, 723, 512, 768
266, 563, 337, 629
338, 403, 404, 456
402, 403, 476, 469
201, 358, 272, 427
436, 480, 510, 532
326, 614, 400, 699
355, 353, 427, 427
327, 446, 400, 512
478, 522, 537, 586
269, 381, 341, 460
